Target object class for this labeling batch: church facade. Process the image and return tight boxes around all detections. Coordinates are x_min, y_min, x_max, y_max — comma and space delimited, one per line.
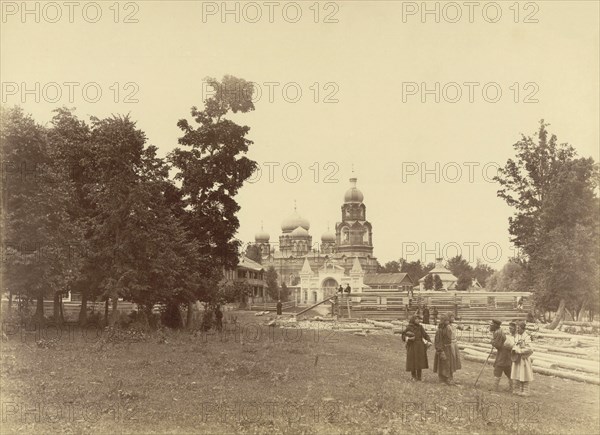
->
250, 177, 411, 304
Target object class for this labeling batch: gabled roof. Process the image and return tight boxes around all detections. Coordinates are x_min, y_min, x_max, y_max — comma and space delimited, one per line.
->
419, 258, 458, 282
363, 273, 413, 286
238, 255, 264, 272
300, 257, 314, 274
350, 256, 363, 273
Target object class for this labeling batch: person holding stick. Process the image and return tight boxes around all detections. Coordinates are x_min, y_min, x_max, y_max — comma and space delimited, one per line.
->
489, 319, 513, 392
401, 315, 432, 381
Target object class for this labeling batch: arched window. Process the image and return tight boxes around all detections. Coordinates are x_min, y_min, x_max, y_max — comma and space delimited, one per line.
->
322, 277, 337, 288
342, 228, 349, 242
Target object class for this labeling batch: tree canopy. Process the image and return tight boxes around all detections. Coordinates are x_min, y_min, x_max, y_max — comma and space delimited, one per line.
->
495, 120, 599, 325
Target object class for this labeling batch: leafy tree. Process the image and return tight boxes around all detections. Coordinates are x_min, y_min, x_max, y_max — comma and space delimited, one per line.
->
82, 114, 155, 325
245, 244, 262, 263
48, 108, 100, 325
265, 266, 279, 301
487, 260, 529, 292
433, 274, 444, 291
81, 114, 206, 327
456, 273, 473, 291
473, 261, 495, 288
495, 120, 599, 327
169, 75, 258, 307
1, 107, 82, 323
423, 274, 434, 290
218, 280, 252, 307
380, 261, 400, 273
400, 259, 434, 283
447, 255, 473, 290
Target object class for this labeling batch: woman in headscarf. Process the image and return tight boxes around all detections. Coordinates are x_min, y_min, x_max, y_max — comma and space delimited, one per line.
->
401, 315, 432, 381
446, 312, 462, 374
433, 314, 458, 385
511, 321, 534, 396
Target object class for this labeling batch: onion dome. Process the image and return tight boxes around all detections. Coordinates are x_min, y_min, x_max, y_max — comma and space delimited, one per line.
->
281, 209, 310, 232
291, 226, 309, 238
321, 228, 335, 242
255, 230, 270, 243
344, 177, 364, 203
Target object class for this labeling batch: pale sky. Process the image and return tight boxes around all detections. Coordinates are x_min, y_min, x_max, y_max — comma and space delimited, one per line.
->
2, 1, 599, 269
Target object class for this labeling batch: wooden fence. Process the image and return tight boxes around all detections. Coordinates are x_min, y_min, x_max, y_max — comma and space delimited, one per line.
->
2, 299, 138, 322
248, 301, 295, 311
330, 291, 533, 321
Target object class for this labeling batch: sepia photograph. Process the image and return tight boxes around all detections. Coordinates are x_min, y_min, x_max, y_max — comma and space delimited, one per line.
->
1, 1, 599, 434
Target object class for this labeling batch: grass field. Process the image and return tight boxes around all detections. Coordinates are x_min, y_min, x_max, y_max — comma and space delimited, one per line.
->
1, 310, 599, 434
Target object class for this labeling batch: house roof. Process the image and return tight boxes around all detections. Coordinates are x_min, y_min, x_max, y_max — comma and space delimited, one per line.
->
363, 273, 413, 286
418, 268, 458, 282
419, 259, 458, 282
238, 255, 264, 272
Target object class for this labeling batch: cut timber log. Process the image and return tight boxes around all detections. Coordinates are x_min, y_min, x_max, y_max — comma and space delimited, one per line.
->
561, 321, 600, 327
461, 354, 600, 385
533, 345, 600, 359
531, 354, 599, 373
461, 342, 600, 372
532, 367, 600, 385
366, 319, 395, 329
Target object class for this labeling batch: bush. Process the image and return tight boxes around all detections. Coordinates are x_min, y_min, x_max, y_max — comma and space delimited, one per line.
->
87, 311, 102, 326
115, 311, 133, 328
161, 303, 183, 329
200, 309, 214, 331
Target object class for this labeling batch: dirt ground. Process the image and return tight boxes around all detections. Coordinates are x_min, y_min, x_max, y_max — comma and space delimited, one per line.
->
1, 310, 599, 434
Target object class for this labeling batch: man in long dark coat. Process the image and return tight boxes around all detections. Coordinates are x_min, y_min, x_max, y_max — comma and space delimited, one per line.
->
433, 314, 457, 385
422, 306, 430, 324
432, 306, 438, 325
401, 315, 432, 381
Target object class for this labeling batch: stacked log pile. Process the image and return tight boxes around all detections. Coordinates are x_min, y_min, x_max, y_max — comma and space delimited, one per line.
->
453, 322, 600, 385
279, 317, 599, 384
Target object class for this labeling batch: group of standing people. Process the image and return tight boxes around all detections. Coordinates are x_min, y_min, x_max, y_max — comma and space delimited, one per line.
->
401, 314, 533, 396
401, 312, 461, 383
490, 319, 534, 396
414, 305, 439, 325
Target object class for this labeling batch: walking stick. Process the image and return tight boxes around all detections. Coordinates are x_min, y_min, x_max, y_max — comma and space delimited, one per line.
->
474, 348, 494, 387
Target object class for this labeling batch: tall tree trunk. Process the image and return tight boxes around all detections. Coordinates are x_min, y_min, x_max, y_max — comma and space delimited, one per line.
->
8, 291, 12, 309
78, 291, 88, 326
109, 296, 119, 326
53, 292, 61, 324
545, 299, 566, 330
143, 305, 154, 329
577, 298, 589, 322
58, 296, 64, 324
564, 308, 574, 321
186, 301, 194, 329
35, 294, 45, 324
104, 299, 109, 326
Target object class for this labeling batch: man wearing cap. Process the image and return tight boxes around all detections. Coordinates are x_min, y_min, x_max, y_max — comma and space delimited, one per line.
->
489, 319, 513, 392
401, 315, 432, 381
